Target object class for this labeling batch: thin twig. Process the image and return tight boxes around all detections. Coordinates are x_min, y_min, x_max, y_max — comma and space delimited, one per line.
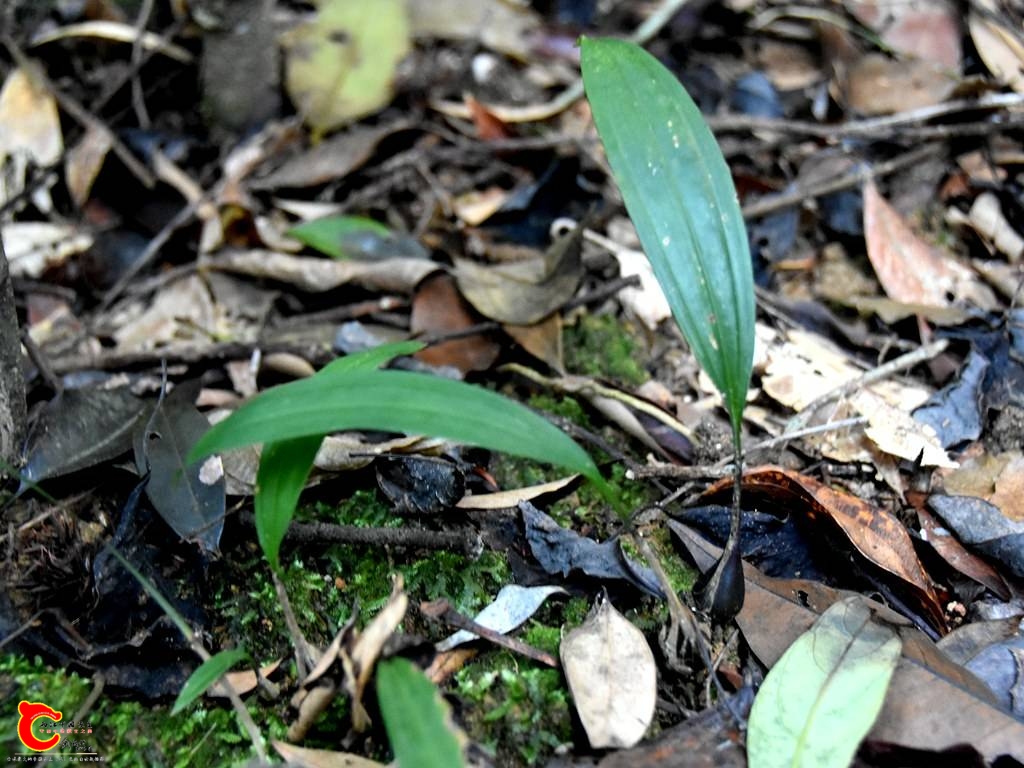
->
130, 0, 156, 127
741, 144, 940, 219
421, 598, 558, 667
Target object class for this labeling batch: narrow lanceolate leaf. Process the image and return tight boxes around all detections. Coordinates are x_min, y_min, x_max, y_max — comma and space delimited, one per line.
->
581, 38, 755, 430
191, 369, 607, 495
255, 341, 424, 571
747, 597, 902, 768
172, 648, 249, 715
376, 657, 465, 768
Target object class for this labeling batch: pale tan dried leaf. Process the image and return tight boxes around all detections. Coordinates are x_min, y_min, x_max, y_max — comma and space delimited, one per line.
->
967, 192, 1024, 262
347, 576, 408, 732
2, 222, 92, 279
969, 3, 1024, 93
452, 186, 509, 226
274, 740, 385, 768
209, 250, 438, 294
455, 475, 579, 510
560, 596, 656, 749
0, 67, 63, 209
208, 659, 282, 697
65, 125, 112, 208
409, 0, 541, 60
31, 21, 194, 62
851, 391, 956, 468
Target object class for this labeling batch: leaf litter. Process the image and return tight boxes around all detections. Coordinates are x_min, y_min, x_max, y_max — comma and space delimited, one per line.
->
3, 0, 1024, 765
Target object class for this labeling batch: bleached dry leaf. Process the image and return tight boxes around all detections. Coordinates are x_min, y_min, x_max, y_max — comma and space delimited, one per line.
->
409, 0, 542, 60
851, 391, 957, 468
0, 67, 63, 210
31, 21, 194, 62
208, 659, 282, 698
209, 250, 438, 294
113, 275, 218, 350
65, 125, 112, 208
965, 192, 1024, 263
560, 596, 656, 749
437, 585, 567, 651
969, 0, 1024, 93
2, 222, 93, 278
346, 576, 408, 732
455, 475, 579, 510
274, 741, 385, 768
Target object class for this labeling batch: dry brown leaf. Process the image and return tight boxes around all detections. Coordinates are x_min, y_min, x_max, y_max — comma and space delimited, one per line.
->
703, 467, 947, 631
561, 596, 657, 749
848, 0, 961, 69
941, 449, 1024, 523
917, 507, 1011, 600
411, 272, 501, 374
863, 179, 968, 306
847, 54, 956, 115
504, 313, 564, 372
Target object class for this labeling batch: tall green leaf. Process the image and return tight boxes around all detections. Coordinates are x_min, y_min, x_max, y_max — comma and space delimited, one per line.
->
191, 369, 609, 498
377, 657, 465, 768
255, 341, 425, 572
580, 38, 755, 431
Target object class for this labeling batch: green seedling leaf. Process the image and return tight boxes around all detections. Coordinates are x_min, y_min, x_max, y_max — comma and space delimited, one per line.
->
376, 657, 465, 768
192, 368, 609, 501
288, 215, 390, 259
747, 596, 902, 768
172, 648, 249, 716
580, 38, 755, 432
254, 341, 423, 571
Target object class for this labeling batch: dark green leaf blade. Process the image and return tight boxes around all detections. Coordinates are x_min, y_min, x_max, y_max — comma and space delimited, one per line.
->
255, 436, 322, 573
377, 657, 465, 768
190, 369, 606, 494
580, 37, 755, 429
172, 648, 249, 715
256, 341, 424, 571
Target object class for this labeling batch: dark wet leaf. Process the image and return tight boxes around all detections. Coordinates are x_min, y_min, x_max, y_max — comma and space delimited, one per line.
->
729, 71, 783, 118
453, 225, 583, 325
21, 387, 148, 484
520, 502, 662, 597
928, 494, 1024, 579
134, 383, 225, 552
914, 350, 988, 448
963, 636, 1024, 719
916, 507, 1011, 600
376, 455, 465, 515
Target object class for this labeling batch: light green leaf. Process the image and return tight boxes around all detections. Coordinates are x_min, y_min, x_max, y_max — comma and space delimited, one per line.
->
190, 368, 608, 497
281, 0, 410, 135
172, 648, 248, 715
288, 215, 390, 260
254, 341, 423, 571
580, 38, 755, 432
747, 597, 902, 768
377, 657, 465, 768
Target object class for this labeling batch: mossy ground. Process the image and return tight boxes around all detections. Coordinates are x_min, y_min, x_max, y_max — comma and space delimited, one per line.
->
2, 313, 697, 766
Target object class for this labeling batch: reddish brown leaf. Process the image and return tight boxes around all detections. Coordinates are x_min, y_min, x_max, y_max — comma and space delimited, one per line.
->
704, 466, 946, 632
863, 179, 959, 307
410, 272, 501, 374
